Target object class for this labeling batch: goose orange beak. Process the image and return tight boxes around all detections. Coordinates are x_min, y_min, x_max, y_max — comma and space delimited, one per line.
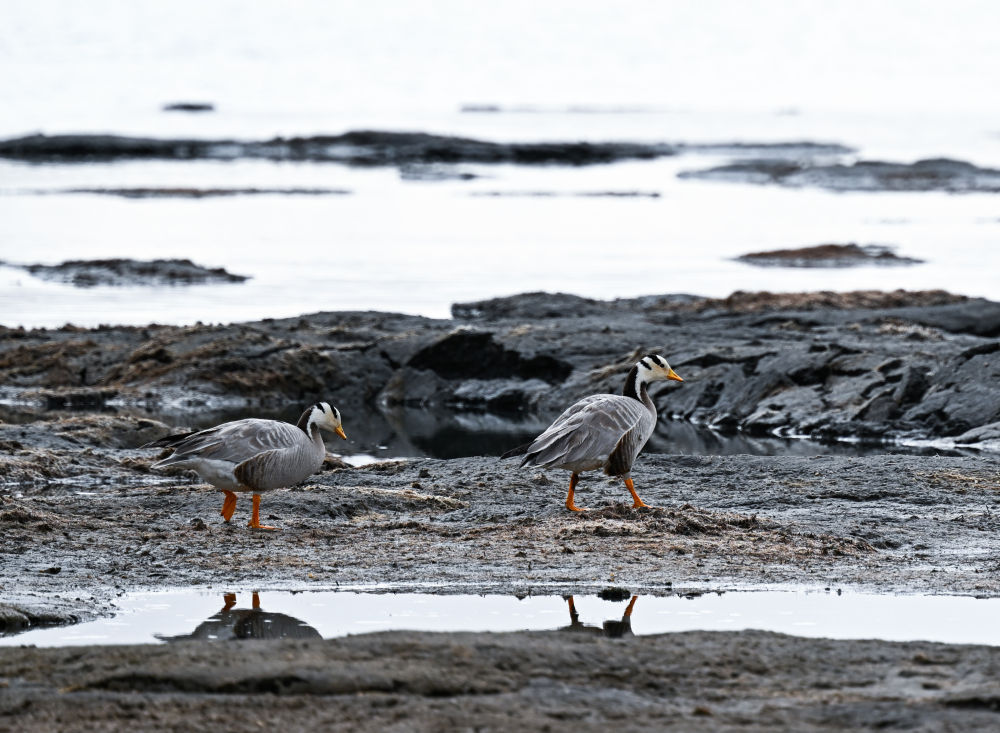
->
335, 426, 347, 440
667, 369, 683, 382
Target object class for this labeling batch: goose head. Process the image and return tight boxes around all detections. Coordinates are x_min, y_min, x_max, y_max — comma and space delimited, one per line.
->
306, 402, 347, 440
637, 354, 683, 383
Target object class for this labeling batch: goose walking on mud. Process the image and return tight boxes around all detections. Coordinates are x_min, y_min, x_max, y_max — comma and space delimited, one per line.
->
511, 354, 682, 511
144, 402, 347, 529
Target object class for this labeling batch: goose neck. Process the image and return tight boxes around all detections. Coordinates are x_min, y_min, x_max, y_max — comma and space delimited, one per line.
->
623, 366, 656, 414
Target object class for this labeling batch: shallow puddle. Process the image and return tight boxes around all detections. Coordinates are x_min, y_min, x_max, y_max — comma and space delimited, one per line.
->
5, 588, 1000, 647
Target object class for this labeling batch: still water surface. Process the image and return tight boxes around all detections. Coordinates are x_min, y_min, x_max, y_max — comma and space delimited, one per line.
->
5, 588, 1000, 648
3, 1, 1000, 327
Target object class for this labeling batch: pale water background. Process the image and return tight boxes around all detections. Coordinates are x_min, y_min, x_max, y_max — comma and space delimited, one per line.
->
1, 0, 999, 328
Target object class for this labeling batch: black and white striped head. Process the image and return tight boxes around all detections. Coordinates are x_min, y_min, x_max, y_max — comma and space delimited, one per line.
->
304, 402, 347, 440
636, 354, 683, 383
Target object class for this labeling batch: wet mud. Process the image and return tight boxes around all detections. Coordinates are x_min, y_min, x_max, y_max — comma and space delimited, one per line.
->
2, 442, 1000, 729
6, 629, 1000, 732
3, 290, 1000, 730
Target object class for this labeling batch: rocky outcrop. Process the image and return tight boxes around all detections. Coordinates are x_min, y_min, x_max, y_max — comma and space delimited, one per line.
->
0, 291, 998, 449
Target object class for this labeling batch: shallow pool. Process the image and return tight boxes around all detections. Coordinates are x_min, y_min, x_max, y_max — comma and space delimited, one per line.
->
5, 588, 1000, 648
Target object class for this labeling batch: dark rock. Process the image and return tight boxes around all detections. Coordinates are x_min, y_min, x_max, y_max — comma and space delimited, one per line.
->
736, 243, 923, 268
407, 330, 572, 384
0, 290, 998, 449
681, 157, 1000, 193
0, 132, 852, 168
453, 292, 619, 320
0, 131, 677, 166
12, 258, 249, 287
162, 102, 215, 112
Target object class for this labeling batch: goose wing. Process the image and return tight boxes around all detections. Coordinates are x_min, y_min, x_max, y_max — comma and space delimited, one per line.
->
153, 419, 305, 467
522, 394, 652, 471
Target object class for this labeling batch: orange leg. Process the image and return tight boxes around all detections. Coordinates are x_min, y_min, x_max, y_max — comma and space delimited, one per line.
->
623, 596, 638, 618
252, 591, 261, 610
565, 473, 587, 512
625, 477, 650, 509
566, 596, 580, 624
220, 490, 238, 522
221, 592, 237, 612
247, 493, 276, 530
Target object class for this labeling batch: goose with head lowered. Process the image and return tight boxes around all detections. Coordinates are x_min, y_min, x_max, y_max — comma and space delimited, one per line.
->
508, 354, 682, 511
143, 402, 347, 529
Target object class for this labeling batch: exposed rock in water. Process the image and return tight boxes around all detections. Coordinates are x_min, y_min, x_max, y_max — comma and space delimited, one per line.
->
7, 258, 250, 287
736, 243, 924, 268
0, 131, 852, 167
35, 187, 350, 198
161, 102, 215, 112
680, 157, 1000, 192
454, 289, 964, 319
0, 131, 676, 166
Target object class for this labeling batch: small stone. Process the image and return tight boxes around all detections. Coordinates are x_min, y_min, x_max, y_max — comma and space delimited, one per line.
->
39, 566, 61, 575
190, 518, 207, 531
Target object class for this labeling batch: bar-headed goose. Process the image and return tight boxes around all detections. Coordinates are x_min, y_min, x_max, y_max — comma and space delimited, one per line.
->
144, 402, 346, 529
515, 354, 682, 511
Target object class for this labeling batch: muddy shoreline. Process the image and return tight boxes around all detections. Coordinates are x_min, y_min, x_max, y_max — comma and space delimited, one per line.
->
3, 448, 1000, 729
3, 289, 1000, 730
6, 630, 1000, 731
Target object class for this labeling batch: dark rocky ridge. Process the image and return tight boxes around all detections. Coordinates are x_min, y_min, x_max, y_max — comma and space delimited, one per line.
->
737, 243, 923, 268
0, 131, 850, 166
5, 258, 250, 287
1, 290, 997, 449
680, 156, 1000, 192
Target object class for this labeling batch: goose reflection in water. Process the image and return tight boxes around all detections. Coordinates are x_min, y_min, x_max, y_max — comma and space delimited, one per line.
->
157, 592, 321, 642
559, 595, 638, 638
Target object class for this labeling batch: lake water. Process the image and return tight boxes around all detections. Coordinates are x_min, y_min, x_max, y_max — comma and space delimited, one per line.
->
2, 1, 1000, 328
6, 587, 1000, 647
